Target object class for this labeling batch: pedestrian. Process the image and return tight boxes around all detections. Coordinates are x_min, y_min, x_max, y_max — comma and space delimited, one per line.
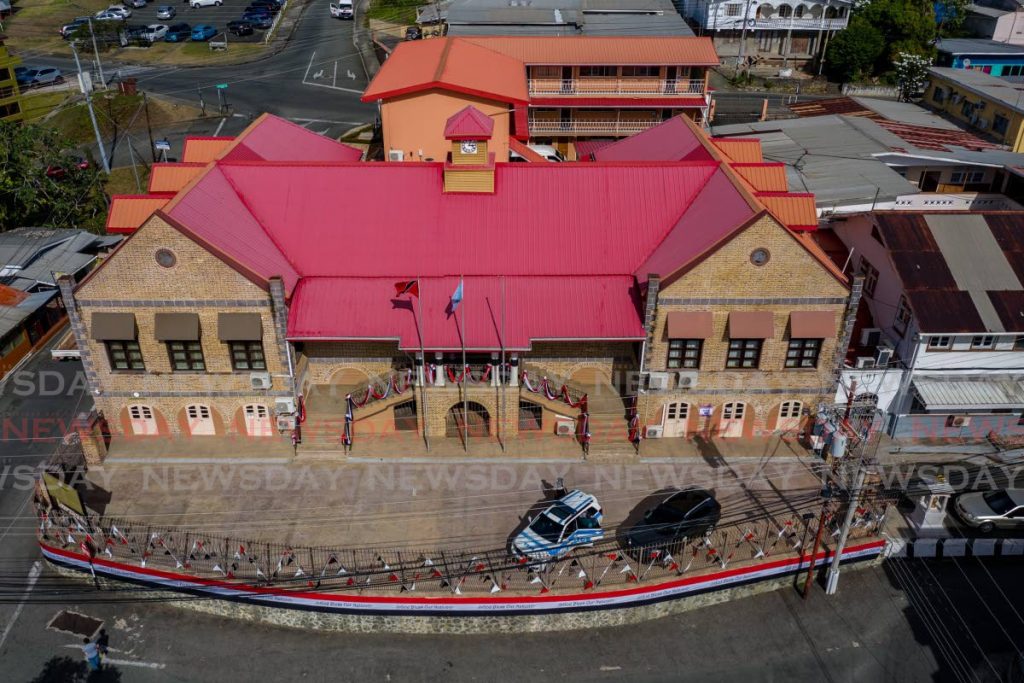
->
81, 637, 101, 671
96, 629, 110, 659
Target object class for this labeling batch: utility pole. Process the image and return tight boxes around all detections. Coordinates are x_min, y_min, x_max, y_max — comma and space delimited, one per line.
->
71, 42, 111, 174
736, 0, 755, 74
87, 19, 106, 88
825, 463, 867, 595
801, 484, 831, 599
143, 92, 156, 163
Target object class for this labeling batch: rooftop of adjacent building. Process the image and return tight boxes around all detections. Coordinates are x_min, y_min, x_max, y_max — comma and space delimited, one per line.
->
929, 66, 1024, 114
442, 0, 695, 37
935, 37, 1024, 56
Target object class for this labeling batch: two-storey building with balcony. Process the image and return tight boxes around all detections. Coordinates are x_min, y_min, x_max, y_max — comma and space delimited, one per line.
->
680, 0, 850, 68
0, 38, 25, 123
361, 36, 718, 161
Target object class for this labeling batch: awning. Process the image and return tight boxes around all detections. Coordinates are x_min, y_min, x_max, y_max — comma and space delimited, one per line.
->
90, 312, 136, 341
728, 311, 774, 338
218, 313, 262, 341
913, 377, 1024, 411
665, 311, 713, 339
154, 313, 200, 341
789, 311, 836, 338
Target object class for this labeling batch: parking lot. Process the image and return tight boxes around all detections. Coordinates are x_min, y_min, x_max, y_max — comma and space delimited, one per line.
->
100, 0, 283, 45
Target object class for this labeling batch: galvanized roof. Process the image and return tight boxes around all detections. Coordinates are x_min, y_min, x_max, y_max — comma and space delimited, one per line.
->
913, 376, 1024, 411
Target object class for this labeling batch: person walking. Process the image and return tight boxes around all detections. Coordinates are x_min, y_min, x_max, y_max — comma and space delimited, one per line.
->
96, 629, 110, 659
81, 637, 101, 671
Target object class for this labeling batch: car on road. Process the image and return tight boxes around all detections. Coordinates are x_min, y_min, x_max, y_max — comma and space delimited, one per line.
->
247, 0, 280, 13
511, 489, 604, 561
156, 5, 177, 19
60, 17, 91, 38
227, 20, 254, 36
94, 10, 127, 21
190, 24, 217, 40
125, 0, 148, 7
190, 0, 222, 6
97, 5, 132, 18
164, 23, 191, 41
623, 488, 721, 557
142, 24, 169, 41
20, 67, 63, 87
953, 489, 1024, 533
329, 0, 353, 18
241, 11, 272, 27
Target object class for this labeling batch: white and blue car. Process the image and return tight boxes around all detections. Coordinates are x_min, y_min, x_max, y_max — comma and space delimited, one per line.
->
511, 490, 604, 561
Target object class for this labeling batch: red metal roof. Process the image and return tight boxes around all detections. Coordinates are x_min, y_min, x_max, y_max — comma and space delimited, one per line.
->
148, 163, 206, 194
288, 276, 645, 349
588, 116, 715, 163
508, 138, 546, 162
221, 115, 363, 162
444, 106, 494, 140
106, 195, 171, 234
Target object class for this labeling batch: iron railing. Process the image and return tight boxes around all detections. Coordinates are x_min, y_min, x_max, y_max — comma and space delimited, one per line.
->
528, 78, 705, 97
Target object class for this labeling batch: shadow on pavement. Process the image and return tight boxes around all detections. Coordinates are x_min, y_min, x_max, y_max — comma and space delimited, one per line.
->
30, 656, 122, 683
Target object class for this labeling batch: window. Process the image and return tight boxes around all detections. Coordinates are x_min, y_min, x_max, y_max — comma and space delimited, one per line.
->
725, 2, 742, 15
928, 335, 952, 350
229, 341, 266, 371
950, 167, 985, 185
1005, 65, 1024, 77
578, 66, 617, 77
1015, 336, 1024, 351
726, 339, 763, 369
667, 339, 703, 369
894, 295, 912, 335
785, 338, 821, 368
971, 335, 995, 349
994, 114, 1010, 135
105, 340, 145, 371
859, 258, 879, 297
0, 102, 21, 118
961, 100, 975, 118
0, 85, 13, 100
0, 68, 9, 82
167, 341, 205, 371
778, 3, 793, 17
779, 401, 802, 419
931, 87, 946, 104
621, 66, 659, 77
0, 329, 26, 357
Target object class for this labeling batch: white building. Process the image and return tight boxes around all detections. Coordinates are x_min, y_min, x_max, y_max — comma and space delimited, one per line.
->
833, 211, 1024, 439
680, 0, 851, 68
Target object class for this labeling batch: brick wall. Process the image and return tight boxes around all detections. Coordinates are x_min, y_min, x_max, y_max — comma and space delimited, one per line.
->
526, 342, 635, 386
302, 341, 406, 386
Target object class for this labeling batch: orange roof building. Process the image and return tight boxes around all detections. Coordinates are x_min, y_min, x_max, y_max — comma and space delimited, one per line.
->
148, 163, 207, 194
363, 35, 719, 163
106, 196, 172, 234
181, 137, 234, 163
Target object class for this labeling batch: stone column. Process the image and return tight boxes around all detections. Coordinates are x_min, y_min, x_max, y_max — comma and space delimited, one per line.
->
509, 354, 519, 387
490, 352, 500, 387
433, 352, 445, 387
414, 354, 425, 387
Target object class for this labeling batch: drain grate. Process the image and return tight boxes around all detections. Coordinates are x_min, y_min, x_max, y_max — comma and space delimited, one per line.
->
47, 610, 103, 639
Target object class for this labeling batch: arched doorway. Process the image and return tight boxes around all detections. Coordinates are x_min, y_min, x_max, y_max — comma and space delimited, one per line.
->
774, 400, 803, 432
663, 401, 690, 437
719, 402, 747, 438
393, 399, 418, 431
184, 404, 217, 436
242, 404, 274, 437
519, 399, 543, 431
127, 404, 159, 435
446, 402, 490, 438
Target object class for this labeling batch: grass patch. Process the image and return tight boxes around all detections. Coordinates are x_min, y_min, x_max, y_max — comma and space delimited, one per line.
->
5, 0, 110, 54
367, 0, 419, 25
19, 91, 74, 122
44, 92, 202, 145
104, 165, 150, 195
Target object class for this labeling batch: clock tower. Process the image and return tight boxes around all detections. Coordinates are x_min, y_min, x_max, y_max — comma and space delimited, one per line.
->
442, 105, 496, 193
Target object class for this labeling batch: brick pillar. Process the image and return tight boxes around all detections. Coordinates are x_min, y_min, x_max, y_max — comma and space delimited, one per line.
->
72, 410, 107, 466
58, 275, 100, 396
832, 274, 864, 392
641, 274, 660, 373
268, 277, 295, 396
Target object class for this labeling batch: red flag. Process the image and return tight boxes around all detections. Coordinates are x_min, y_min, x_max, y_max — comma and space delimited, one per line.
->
394, 280, 419, 297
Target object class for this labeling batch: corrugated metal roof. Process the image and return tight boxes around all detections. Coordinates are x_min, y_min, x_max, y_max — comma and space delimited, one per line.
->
463, 36, 718, 65
587, 116, 714, 162
105, 196, 171, 234
756, 193, 817, 229
711, 139, 763, 163
913, 376, 1024, 410
731, 163, 788, 192
148, 163, 207, 193
444, 105, 495, 139
182, 137, 234, 163
287, 275, 645, 348
221, 115, 363, 162
509, 138, 546, 162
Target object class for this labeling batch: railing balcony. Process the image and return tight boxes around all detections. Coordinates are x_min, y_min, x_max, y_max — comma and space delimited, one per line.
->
528, 78, 705, 97
527, 118, 668, 136
714, 15, 849, 30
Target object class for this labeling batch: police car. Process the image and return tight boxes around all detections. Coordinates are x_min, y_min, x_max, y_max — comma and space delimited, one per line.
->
511, 490, 604, 561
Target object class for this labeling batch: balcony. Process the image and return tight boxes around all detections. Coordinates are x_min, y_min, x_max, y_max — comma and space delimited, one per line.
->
528, 78, 705, 97
712, 15, 849, 31
527, 118, 667, 136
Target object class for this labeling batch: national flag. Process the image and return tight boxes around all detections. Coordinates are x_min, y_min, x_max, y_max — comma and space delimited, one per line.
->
450, 278, 464, 312
394, 280, 419, 297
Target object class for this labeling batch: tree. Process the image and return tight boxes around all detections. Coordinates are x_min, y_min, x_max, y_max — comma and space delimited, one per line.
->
826, 19, 886, 82
0, 121, 108, 233
894, 52, 931, 100
827, 0, 939, 81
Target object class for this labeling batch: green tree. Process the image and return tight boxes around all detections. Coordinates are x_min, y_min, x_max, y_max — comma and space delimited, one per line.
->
0, 121, 108, 233
827, 0, 939, 81
826, 19, 886, 82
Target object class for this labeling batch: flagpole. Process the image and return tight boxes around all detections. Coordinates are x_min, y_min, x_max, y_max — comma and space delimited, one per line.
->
415, 276, 429, 452
460, 276, 469, 452
499, 275, 506, 452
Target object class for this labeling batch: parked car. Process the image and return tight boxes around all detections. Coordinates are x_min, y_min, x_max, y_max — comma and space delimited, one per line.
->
22, 67, 63, 87
15, 67, 36, 86
509, 144, 565, 163
164, 23, 191, 41
511, 490, 604, 561
404, 25, 422, 40
60, 17, 91, 38
141, 23, 169, 41
226, 20, 254, 35
245, 1, 279, 14
623, 488, 721, 557
125, 0, 147, 7
190, 24, 216, 40
241, 11, 272, 27
953, 489, 1024, 533
155, 5, 177, 19
329, 0, 352, 18
97, 5, 131, 18
94, 10, 127, 21
45, 156, 91, 180
190, 0, 222, 6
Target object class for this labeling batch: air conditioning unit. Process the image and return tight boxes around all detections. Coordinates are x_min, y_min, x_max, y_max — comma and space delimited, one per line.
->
275, 397, 297, 415
276, 414, 297, 431
876, 341, 894, 368
947, 415, 972, 428
647, 372, 670, 391
555, 417, 575, 436
676, 371, 699, 389
645, 425, 664, 439
860, 328, 882, 346
388, 149, 404, 162
855, 357, 876, 369
250, 372, 272, 390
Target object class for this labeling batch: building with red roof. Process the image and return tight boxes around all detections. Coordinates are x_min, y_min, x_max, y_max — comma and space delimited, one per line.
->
68, 113, 853, 456
363, 35, 717, 164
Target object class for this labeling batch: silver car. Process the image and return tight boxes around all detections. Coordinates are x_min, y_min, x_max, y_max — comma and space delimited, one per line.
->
156, 4, 176, 19
953, 489, 1024, 533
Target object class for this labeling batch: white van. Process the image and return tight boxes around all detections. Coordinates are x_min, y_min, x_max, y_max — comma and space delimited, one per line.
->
509, 144, 565, 162
330, 0, 353, 18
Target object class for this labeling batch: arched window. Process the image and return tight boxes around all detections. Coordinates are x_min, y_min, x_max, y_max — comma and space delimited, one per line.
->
720, 402, 747, 438
186, 404, 215, 435
128, 404, 157, 435
778, 4, 793, 17
243, 404, 273, 437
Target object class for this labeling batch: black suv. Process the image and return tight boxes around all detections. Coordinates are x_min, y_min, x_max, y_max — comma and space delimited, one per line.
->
623, 488, 721, 557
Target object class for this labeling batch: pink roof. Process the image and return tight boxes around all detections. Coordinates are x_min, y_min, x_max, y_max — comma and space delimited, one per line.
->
588, 116, 715, 163
288, 276, 645, 349
444, 106, 494, 140
222, 116, 362, 162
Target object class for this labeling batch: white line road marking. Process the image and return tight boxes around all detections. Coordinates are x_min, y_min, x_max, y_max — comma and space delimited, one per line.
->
62, 645, 167, 669
290, 117, 365, 125
313, 69, 325, 79
0, 561, 42, 651
303, 51, 316, 82
333, 61, 338, 88
301, 80, 364, 95
317, 128, 331, 135
213, 117, 228, 135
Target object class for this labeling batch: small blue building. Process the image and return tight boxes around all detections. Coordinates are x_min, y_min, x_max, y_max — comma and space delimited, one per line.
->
935, 38, 1024, 77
